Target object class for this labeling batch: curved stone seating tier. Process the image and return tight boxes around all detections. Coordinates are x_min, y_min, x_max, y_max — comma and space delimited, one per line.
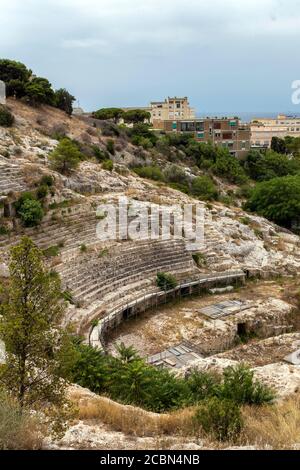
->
57, 239, 197, 303
0, 160, 26, 195
0, 206, 100, 254
89, 269, 247, 349
57, 239, 204, 330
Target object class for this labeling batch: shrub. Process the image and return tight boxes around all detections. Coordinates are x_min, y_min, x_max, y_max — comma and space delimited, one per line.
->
80, 244, 87, 253
92, 146, 107, 162
0, 105, 14, 127
220, 364, 274, 405
40, 175, 54, 187
36, 185, 48, 200
195, 397, 243, 442
0, 225, 9, 236
106, 139, 115, 155
187, 370, 220, 402
192, 253, 207, 267
134, 165, 163, 181
102, 159, 114, 171
163, 165, 189, 185
156, 272, 177, 291
18, 199, 44, 227
191, 176, 218, 201
43, 245, 60, 258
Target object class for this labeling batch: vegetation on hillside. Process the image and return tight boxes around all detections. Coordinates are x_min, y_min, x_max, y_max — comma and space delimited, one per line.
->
69, 341, 274, 441
0, 59, 75, 114
245, 175, 300, 229
0, 105, 14, 127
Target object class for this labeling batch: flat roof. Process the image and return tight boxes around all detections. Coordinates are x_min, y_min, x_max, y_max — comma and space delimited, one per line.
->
148, 343, 202, 369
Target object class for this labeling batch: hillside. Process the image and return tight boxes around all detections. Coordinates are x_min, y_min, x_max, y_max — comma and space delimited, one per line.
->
1, 98, 300, 450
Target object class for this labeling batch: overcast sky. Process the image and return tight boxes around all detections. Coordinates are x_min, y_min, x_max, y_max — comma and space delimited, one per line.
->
1, 0, 300, 113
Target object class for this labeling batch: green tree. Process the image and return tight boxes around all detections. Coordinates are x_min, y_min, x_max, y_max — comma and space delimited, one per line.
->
93, 108, 124, 123
49, 138, 82, 174
0, 237, 74, 410
0, 59, 31, 95
123, 109, 151, 124
212, 147, 248, 184
54, 88, 76, 116
245, 149, 300, 181
24, 77, 55, 106
271, 137, 287, 154
245, 175, 300, 229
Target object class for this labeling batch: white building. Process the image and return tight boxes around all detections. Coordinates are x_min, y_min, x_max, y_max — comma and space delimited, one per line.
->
0, 80, 6, 105
251, 114, 300, 148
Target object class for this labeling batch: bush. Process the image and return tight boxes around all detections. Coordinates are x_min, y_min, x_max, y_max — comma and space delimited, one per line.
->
106, 139, 115, 155
92, 146, 107, 162
195, 397, 243, 442
187, 370, 220, 401
43, 245, 60, 258
156, 272, 177, 291
102, 159, 114, 171
163, 165, 189, 185
220, 364, 274, 405
18, 199, 44, 227
0, 105, 14, 127
191, 176, 218, 201
134, 165, 163, 181
40, 175, 54, 187
36, 185, 48, 200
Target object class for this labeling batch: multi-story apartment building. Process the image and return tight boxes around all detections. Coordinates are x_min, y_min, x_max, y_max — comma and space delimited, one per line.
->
251, 115, 300, 149
153, 117, 251, 158
150, 97, 196, 122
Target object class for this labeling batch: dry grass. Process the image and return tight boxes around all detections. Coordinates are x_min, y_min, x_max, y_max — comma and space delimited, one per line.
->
0, 392, 45, 450
71, 388, 300, 449
71, 391, 196, 437
241, 394, 300, 449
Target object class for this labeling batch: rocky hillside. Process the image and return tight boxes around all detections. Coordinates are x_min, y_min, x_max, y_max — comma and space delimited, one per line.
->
1, 99, 300, 450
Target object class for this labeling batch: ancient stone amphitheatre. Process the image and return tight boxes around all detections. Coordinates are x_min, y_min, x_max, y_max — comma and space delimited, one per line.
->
1, 97, 300, 450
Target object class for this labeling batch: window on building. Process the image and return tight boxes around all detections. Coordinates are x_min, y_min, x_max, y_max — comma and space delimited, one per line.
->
196, 121, 204, 131
213, 122, 221, 130
181, 122, 195, 132
222, 132, 233, 140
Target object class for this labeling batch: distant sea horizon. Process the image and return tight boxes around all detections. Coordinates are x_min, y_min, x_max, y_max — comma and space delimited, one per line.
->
197, 111, 300, 123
